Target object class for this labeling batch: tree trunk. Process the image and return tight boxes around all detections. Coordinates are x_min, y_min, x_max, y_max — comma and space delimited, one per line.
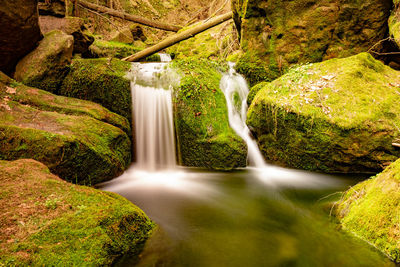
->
122, 12, 233, 62
78, 0, 181, 32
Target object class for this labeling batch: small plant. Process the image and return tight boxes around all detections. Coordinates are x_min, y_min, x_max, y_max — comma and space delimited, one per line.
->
45, 198, 59, 210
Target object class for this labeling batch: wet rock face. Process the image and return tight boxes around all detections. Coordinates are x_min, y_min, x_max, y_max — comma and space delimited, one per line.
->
233, 0, 392, 80
0, 0, 42, 75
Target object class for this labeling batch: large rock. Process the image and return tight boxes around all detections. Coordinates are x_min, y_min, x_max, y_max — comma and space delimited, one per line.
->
0, 74, 131, 184
0, 159, 153, 266
110, 27, 134, 44
14, 30, 73, 94
60, 58, 133, 121
390, 1, 400, 46
38, 0, 65, 17
336, 159, 400, 262
232, 0, 392, 82
0, 0, 42, 75
173, 59, 247, 170
247, 53, 400, 173
39, 16, 94, 54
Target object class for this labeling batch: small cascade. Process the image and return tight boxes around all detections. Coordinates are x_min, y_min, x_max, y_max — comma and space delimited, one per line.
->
220, 63, 266, 167
128, 55, 179, 171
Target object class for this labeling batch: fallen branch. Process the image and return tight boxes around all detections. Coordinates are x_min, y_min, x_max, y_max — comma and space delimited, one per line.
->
122, 12, 233, 62
78, 0, 181, 32
393, 143, 400, 148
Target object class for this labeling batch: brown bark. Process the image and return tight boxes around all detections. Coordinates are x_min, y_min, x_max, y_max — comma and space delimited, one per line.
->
122, 12, 233, 62
78, 0, 181, 32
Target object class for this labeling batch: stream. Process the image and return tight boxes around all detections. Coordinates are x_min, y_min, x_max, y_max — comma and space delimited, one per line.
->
99, 57, 393, 266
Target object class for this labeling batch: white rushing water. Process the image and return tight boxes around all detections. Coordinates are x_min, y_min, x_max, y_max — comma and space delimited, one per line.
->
220, 63, 339, 188
220, 62, 266, 167
128, 54, 179, 171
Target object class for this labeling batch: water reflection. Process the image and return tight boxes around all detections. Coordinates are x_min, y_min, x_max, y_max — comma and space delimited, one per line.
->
100, 166, 393, 267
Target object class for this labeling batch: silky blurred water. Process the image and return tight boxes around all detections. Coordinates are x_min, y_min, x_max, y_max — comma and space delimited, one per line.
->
100, 167, 393, 267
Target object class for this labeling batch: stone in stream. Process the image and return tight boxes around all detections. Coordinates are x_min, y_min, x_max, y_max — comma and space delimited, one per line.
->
0, 159, 154, 265
14, 30, 74, 94
173, 59, 247, 170
0, 0, 42, 75
336, 158, 400, 263
232, 0, 393, 85
247, 53, 400, 173
0, 72, 131, 185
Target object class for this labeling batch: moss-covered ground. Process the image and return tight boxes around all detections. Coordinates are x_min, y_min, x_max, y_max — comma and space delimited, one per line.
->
89, 40, 160, 62
172, 58, 247, 170
336, 159, 400, 262
60, 58, 132, 121
0, 159, 154, 266
247, 53, 400, 173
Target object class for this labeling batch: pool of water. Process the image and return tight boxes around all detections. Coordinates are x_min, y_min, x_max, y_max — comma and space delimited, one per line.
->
100, 165, 394, 267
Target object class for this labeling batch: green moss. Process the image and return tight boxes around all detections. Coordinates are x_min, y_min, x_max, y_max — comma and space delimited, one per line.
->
235, 51, 272, 87
233, 0, 391, 81
60, 58, 133, 121
89, 40, 160, 62
336, 159, 400, 262
247, 53, 400, 172
0, 99, 131, 184
0, 159, 154, 266
172, 58, 247, 170
14, 30, 73, 94
6, 82, 130, 134
168, 22, 237, 62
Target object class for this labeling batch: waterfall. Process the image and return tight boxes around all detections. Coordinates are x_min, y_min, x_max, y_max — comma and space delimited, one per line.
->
128, 55, 179, 171
220, 63, 266, 167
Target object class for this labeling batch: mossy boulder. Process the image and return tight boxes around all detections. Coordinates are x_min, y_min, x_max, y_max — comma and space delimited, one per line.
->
389, 0, 400, 48
0, 159, 154, 266
232, 0, 392, 82
0, 0, 42, 75
60, 58, 133, 121
14, 30, 73, 94
110, 27, 134, 44
336, 159, 400, 262
247, 53, 400, 173
39, 16, 94, 54
173, 59, 247, 170
0, 75, 131, 184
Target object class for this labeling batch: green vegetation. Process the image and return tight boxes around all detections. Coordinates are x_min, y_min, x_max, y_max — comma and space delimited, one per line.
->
0, 78, 131, 184
336, 159, 400, 262
60, 58, 133, 121
0, 159, 154, 266
235, 51, 272, 87
89, 40, 160, 61
14, 30, 73, 94
232, 0, 391, 81
247, 53, 400, 172
173, 58, 247, 170
168, 22, 237, 62
6, 81, 130, 134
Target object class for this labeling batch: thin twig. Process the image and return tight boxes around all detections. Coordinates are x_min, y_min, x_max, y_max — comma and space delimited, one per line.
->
205, 0, 229, 22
